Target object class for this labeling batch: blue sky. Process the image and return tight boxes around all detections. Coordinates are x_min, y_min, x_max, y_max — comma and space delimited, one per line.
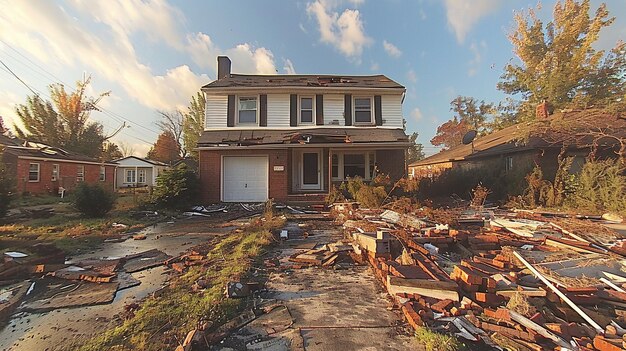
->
0, 0, 624, 156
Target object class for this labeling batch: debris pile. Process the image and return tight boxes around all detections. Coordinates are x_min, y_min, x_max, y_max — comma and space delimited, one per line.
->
340, 206, 626, 350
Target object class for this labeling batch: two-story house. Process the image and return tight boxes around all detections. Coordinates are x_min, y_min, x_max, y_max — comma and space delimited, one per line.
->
197, 56, 410, 203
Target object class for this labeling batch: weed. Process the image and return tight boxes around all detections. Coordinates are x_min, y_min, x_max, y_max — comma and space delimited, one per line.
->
506, 292, 536, 317
325, 184, 346, 205
415, 327, 464, 351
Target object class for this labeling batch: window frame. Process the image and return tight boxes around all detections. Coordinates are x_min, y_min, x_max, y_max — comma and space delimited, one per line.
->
331, 152, 375, 181
51, 164, 59, 182
237, 95, 259, 125
99, 166, 106, 182
76, 165, 85, 182
298, 95, 315, 125
28, 163, 40, 182
352, 96, 374, 125
125, 169, 136, 184
505, 156, 513, 172
138, 169, 146, 184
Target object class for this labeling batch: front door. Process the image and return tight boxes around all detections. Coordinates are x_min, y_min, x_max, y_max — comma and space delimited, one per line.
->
301, 151, 321, 190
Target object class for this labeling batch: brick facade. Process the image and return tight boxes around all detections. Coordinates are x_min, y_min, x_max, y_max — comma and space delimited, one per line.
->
13, 158, 116, 195
199, 149, 289, 203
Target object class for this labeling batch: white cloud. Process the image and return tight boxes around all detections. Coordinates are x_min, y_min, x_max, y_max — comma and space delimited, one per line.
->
347, 0, 365, 6
419, 8, 427, 21
370, 62, 379, 71
0, 1, 283, 115
468, 40, 487, 77
406, 69, 417, 83
411, 107, 423, 122
443, 0, 501, 43
306, 0, 372, 59
0, 90, 23, 133
383, 40, 402, 58
283, 59, 297, 74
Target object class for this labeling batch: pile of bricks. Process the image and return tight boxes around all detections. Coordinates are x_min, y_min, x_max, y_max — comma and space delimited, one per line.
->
341, 208, 626, 350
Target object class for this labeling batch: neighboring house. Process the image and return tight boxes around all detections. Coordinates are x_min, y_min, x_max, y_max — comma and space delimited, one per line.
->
113, 156, 168, 189
0, 140, 116, 195
197, 56, 411, 203
409, 107, 625, 180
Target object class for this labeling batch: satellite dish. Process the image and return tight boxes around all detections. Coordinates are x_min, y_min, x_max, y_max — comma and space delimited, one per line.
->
462, 130, 478, 145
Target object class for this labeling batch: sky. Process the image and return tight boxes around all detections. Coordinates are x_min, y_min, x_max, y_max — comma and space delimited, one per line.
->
0, 0, 624, 157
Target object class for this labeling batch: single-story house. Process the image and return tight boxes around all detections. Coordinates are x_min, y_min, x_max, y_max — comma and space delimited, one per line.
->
1, 141, 117, 195
113, 156, 168, 189
197, 56, 411, 203
409, 107, 625, 180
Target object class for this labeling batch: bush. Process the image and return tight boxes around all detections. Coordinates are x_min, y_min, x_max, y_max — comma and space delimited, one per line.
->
152, 164, 200, 209
567, 158, 626, 213
344, 176, 388, 208
72, 183, 116, 217
415, 327, 464, 351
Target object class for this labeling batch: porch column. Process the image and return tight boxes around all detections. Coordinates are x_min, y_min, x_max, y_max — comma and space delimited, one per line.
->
328, 149, 332, 191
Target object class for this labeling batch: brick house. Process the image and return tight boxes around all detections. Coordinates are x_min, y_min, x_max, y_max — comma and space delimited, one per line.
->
1, 141, 117, 195
197, 56, 411, 203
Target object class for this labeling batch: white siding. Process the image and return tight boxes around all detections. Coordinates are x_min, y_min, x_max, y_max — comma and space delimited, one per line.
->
382, 94, 403, 128
267, 94, 290, 127
323, 94, 345, 126
205, 94, 228, 129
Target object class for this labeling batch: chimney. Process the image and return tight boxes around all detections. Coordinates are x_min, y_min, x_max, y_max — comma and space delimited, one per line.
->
535, 101, 550, 119
217, 56, 231, 80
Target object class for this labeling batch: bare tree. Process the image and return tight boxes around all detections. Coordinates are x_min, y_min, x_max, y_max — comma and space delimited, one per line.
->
156, 110, 186, 158
119, 141, 135, 157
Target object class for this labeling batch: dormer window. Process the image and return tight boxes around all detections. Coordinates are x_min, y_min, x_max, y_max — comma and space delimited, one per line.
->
353, 97, 373, 124
299, 96, 314, 125
238, 96, 257, 124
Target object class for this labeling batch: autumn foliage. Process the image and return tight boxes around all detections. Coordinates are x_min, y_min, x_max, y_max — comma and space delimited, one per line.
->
147, 131, 180, 164
430, 118, 470, 150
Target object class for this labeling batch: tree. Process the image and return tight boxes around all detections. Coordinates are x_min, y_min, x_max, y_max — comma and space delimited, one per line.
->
430, 118, 470, 150
0, 147, 13, 218
450, 96, 494, 135
0, 116, 10, 136
101, 142, 123, 162
152, 164, 199, 209
156, 110, 186, 158
147, 131, 180, 164
407, 132, 425, 164
14, 76, 109, 158
182, 92, 206, 160
498, 0, 625, 119
119, 142, 135, 157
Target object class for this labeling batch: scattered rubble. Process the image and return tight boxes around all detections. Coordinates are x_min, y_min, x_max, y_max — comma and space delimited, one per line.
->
338, 206, 626, 350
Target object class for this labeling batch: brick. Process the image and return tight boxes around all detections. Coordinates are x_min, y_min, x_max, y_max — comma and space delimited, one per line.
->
401, 302, 424, 330
430, 299, 454, 313
450, 265, 483, 285
593, 335, 623, 351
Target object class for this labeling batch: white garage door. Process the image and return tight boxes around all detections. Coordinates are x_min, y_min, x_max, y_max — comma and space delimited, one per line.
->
222, 156, 268, 202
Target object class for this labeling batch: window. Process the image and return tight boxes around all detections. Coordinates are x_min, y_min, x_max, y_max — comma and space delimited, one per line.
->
353, 97, 373, 124
138, 169, 146, 183
238, 97, 257, 124
99, 166, 106, 181
76, 165, 84, 182
52, 164, 59, 181
300, 96, 314, 124
125, 169, 136, 183
331, 154, 339, 178
331, 152, 375, 181
344, 154, 366, 178
505, 156, 513, 172
28, 163, 40, 182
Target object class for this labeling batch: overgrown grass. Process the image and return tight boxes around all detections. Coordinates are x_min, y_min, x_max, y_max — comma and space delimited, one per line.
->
415, 327, 465, 351
76, 215, 285, 351
9, 194, 71, 208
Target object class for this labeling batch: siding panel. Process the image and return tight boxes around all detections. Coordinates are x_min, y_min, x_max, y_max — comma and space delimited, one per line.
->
205, 95, 228, 129
323, 94, 345, 126
267, 94, 290, 127
382, 94, 403, 128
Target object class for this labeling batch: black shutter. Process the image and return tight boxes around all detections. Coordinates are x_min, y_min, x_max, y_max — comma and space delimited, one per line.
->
315, 94, 324, 126
259, 94, 267, 127
227, 95, 235, 127
374, 95, 382, 126
290, 94, 298, 127
344, 94, 352, 126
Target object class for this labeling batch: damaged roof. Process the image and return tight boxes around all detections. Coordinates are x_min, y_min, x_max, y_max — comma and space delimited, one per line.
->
202, 74, 404, 90
4, 145, 117, 165
197, 127, 410, 147
410, 109, 626, 167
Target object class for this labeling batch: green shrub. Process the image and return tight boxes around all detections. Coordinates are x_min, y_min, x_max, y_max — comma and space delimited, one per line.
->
567, 158, 626, 213
72, 183, 116, 217
0, 157, 13, 218
344, 176, 388, 208
152, 164, 200, 209
415, 327, 464, 351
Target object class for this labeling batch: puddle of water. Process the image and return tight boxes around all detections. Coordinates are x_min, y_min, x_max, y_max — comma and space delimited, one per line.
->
0, 223, 221, 351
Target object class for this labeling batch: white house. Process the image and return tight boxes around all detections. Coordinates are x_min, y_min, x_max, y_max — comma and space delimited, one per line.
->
113, 156, 168, 189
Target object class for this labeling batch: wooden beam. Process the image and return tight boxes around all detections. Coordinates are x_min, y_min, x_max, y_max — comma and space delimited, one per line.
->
513, 251, 604, 333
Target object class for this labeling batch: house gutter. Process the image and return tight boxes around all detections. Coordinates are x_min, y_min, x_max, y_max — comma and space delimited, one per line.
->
196, 142, 412, 151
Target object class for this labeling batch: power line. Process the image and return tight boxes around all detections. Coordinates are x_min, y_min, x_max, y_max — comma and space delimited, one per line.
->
0, 58, 39, 96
